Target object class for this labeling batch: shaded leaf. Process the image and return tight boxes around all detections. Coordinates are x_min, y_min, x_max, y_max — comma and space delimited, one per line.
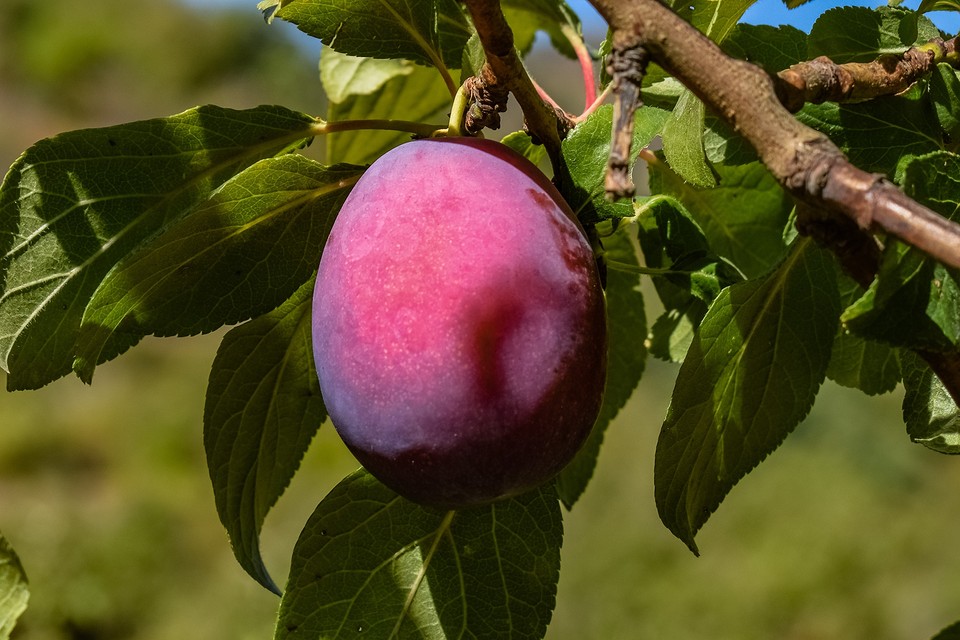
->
73, 156, 361, 382
649, 160, 793, 279
826, 275, 901, 395
558, 105, 668, 224
327, 64, 450, 166
655, 240, 840, 552
556, 224, 646, 508
929, 63, 960, 142
0, 533, 28, 640
267, 0, 470, 71
205, 280, 327, 594
277, 470, 562, 639
0, 105, 318, 390
637, 195, 744, 363
901, 350, 960, 454
842, 152, 960, 352
797, 88, 943, 180
807, 6, 940, 63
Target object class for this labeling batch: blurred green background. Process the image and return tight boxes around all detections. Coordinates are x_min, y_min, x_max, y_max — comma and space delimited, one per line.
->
1, 1, 959, 638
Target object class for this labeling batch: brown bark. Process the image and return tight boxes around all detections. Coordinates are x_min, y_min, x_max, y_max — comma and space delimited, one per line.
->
461, 0, 574, 168
776, 39, 958, 112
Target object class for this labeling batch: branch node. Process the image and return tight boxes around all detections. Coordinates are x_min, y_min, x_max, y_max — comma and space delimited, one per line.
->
463, 69, 510, 135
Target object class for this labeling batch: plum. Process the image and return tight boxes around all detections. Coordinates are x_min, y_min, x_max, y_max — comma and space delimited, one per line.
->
312, 136, 606, 508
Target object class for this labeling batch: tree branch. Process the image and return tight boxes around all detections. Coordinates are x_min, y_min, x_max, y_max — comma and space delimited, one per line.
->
775, 37, 959, 112
588, 0, 960, 273
590, 0, 960, 404
462, 0, 574, 169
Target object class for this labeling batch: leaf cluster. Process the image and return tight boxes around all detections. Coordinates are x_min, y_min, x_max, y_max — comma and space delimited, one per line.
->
1, 0, 960, 638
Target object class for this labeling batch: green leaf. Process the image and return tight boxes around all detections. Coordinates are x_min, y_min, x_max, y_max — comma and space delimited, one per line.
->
797, 89, 942, 181
327, 64, 451, 166
826, 275, 901, 395
269, 0, 470, 71
661, 90, 716, 188
659, 0, 757, 187
558, 105, 668, 223
722, 23, 807, 74
648, 299, 704, 363
277, 470, 562, 639
929, 63, 960, 142
500, 131, 547, 167
205, 280, 326, 595
72, 156, 361, 382
637, 195, 743, 362
689, 0, 757, 44
901, 351, 960, 454
320, 49, 414, 104
556, 224, 646, 508
808, 6, 941, 63
502, 0, 582, 58
842, 152, 960, 352
655, 239, 840, 552
0, 533, 28, 640
649, 160, 793, 279
0, 105, 318, 390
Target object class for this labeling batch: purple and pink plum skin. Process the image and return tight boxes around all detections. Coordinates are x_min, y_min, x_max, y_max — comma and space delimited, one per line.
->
312, 137, 607, 508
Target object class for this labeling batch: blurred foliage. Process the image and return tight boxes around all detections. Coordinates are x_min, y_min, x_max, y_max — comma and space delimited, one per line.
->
0, 0, 325, 171
0, 1, 959, 638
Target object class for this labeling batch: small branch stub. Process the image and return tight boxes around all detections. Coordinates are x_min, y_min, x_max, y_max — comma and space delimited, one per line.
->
605, 40, 649, 199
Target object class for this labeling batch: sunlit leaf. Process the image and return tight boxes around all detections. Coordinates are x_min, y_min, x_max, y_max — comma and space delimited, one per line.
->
502, 0, 582, 58
559, 105, 668, 223
326, 64, 450, 166
270, 0, 470, 72
655, 240, 840, 552
662, 91, 716, 188
808, 6, 940, 63
205, 280, 326, 594
320, 49, 414, 104
277, 470, 562, 639
0, 105, 318, 390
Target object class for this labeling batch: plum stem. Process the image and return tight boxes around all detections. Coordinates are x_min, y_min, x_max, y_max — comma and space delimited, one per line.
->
443, 83, 472, 137
315, 119, 446, 139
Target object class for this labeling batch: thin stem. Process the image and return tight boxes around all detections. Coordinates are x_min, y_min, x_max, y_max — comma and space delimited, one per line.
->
575, 84, 613, 123
443, 83, 472, 137
314, 119, 446, 138
604, 259, 701, 277
559, 22, 599, 112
